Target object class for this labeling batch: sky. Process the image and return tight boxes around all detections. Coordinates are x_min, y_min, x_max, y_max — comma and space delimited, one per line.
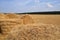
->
0, 0, 60, 13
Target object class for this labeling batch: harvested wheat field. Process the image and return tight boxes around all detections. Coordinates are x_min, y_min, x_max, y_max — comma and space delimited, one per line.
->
0, 14, 60, 40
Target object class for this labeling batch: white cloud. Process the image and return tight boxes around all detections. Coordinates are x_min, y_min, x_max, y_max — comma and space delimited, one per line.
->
23, 0, 32, 5
14, 0, 32, 6
47, 3, 53, 8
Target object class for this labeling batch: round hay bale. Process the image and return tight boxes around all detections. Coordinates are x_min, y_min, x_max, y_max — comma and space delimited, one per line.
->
0, 14, 6, 19
0, 14, 23, 35
5, 14, 20, 19
0, 21, 21, 35
21, 15, 34, 24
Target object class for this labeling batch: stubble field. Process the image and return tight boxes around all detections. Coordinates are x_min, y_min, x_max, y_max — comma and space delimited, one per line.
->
0, 14, 60, 40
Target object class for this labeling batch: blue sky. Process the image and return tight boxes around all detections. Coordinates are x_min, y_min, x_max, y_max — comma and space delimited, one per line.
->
0, 0, 60, 13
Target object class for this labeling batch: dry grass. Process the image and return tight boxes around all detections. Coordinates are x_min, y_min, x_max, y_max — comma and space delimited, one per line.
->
0, 14, 60, 40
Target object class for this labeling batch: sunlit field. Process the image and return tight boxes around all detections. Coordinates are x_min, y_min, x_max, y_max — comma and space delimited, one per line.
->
30, 15, 60, 25
0, 14, 60, 40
